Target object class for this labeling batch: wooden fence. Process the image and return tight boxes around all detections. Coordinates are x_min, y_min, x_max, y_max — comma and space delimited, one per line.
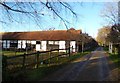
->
2, 47, 73, 73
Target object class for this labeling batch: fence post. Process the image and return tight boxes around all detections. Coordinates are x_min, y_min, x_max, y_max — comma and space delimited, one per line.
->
57, 49, 59, 65
36, 51, 39, 68
41, 52, 43, 65
48, 51, 51, 66
69, 47, 70, 57
22, 53, 26, 69
2, 54, 7, 72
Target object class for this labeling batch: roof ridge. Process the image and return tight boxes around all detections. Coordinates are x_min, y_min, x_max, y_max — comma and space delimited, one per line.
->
2, 29, 82, 33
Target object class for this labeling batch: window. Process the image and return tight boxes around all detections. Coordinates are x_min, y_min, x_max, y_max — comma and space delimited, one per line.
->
36, 41, 41, 44
10, 40, 18, 47
10, 40, 14, 43
14, 41, 17, 43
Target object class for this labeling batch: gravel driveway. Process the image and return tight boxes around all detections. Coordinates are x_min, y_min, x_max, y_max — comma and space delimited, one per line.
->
41, 47, 119, 81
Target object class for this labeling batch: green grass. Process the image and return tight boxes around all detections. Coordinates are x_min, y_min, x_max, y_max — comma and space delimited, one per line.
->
109, 53, 120, 68
103, 46, 109, 52
1, 50, 66, 57
1, 50, 43, 57
24, 64, 66, 81
1, 51, 26, 56
103, 47, 120, 68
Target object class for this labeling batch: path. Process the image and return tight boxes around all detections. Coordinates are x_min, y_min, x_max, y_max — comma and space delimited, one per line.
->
41, 47, 119, 81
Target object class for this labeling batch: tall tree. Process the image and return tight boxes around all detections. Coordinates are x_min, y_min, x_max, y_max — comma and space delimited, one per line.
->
96, 26, 111, 46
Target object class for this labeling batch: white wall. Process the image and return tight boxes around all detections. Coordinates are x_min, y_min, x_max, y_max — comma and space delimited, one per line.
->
27, 41, 31, 43
31, 41, 36, 44
3, 40, 6, 48
7, 40, 10, 48
18, 40, 26, 49
41, 41, 46, 51
22, 40, 26, 49
18, 40, 22, 48
36, 44, 40, 51
59, 41, 66, 52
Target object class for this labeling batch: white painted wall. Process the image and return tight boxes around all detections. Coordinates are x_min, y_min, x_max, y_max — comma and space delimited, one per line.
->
59, 41, 65, 52
36, 44, 40, 51
18, 40, 22, 48
49, 41, 53, 44
27, 41, 31, 43
18, 40, 28, 49
31, 41, 36, 44
7, 40, 10, 48
70, 41, 76, 52
41, 41, 46, 51
3, 40, 6, 48
22, 40, 26, 49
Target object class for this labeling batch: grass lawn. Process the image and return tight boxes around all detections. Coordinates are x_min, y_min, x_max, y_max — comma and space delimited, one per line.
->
109, 53, 120, 68
1, 50, 34, 56
103, 47, 120, 68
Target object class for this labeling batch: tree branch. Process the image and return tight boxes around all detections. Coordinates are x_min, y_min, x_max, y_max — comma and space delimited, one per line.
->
58, 1, 77, 17
40, 1, 70, 29
0, 2, 32, 13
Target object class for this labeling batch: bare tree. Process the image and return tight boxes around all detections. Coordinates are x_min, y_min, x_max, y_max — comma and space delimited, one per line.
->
100, 2, 118, 26
0, 0, 78, 30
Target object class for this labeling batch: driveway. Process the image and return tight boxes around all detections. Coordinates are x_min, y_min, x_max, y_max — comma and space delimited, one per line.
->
41, 47, 119, 81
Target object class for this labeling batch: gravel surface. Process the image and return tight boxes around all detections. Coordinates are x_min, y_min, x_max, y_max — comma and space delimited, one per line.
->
40, 47, 119, 81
